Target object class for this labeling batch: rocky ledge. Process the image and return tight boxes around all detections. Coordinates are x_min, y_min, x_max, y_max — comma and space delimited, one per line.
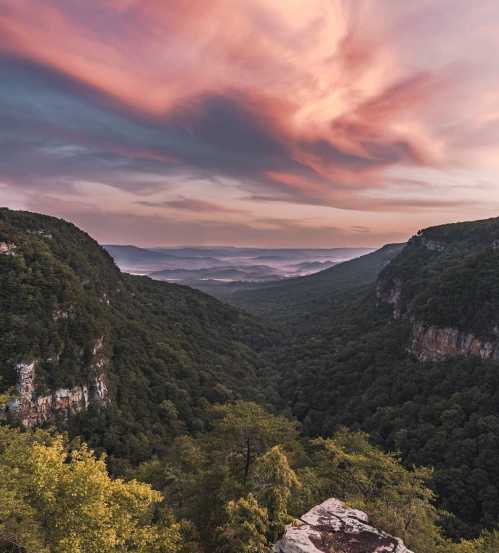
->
4, 337, 109, 427
275, 498, 412, 553
5, 361, 109, 428
410, 322, 499, 362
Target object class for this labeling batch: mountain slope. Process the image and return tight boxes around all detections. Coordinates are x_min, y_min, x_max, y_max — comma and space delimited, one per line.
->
274, 218, 499, 537
377, 217, 499, 360
217, 243, 404, 323
0, 208, 275, 466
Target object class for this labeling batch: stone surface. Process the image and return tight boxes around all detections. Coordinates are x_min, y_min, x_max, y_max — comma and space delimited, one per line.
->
0, 241, 16, 255
274, 498, 413, 553
420, 236, 446, 252
5, 337, 109, 427
410, 322, 499, 362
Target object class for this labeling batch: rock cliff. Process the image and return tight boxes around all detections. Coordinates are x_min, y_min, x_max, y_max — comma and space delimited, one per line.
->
275, 498, 412, 553
5, 337, 109, 427
376, 219, 499, 362
410, 322, 499, 362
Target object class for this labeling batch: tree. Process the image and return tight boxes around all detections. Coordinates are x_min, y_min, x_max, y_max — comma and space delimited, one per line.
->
253, 446, 300, 541
208, 401, 301, 487
304, 429, 444, 553
0, 427, 181, 553
444, 530, 499, 553
216, 494, 269, 553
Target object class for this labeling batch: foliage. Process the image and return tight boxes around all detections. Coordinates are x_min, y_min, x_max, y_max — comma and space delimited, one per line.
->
216, 494, 269, 553
133, 402, 454, 553
3, 208, 499, 551
0, 426, 181, 553
0, 208, 277, 469
378, 218, 499, 338
216, 244, 404, 324
0, 404, 495, 553
273, 280, 499, 536
252, 446, 300, 541
303, 431, 443, 553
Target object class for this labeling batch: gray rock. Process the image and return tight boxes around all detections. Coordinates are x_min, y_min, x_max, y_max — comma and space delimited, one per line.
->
410, 322, 499, 362
275, 498, 413, 553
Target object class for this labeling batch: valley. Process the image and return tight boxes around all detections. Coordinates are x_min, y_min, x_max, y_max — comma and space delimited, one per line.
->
104, 245, 372, 299
1, 208, 499, 552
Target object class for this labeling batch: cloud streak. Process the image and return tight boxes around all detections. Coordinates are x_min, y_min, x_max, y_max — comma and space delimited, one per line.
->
1, 1, 499, 245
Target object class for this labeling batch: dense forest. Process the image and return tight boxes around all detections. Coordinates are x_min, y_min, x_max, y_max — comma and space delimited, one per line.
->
202, 243, 404, 324
2, 402, 498, 553
0, 208, 275, 470
271, 218, 499, 538
2, 209, 499, 552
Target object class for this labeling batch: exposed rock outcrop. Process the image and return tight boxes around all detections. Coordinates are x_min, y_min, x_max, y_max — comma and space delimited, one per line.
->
410, 322, 499, 362
420, 236, 446, 252
274, 498, 413, 553
0, 241, 16, 255
376, 277, 402, 319
375, 228, 499, 362
5, 337, 109, 427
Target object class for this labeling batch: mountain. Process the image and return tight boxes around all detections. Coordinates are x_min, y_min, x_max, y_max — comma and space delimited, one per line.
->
291, 259, 337, 272
103, 245, 227, 273
0, 208, 275, 467
105, 244, 372, 288
4, 208, 499, 541
274, 218, 499, 536
216, 244, 404, 323
149, 264, 282, 283
377, 218, 499, 360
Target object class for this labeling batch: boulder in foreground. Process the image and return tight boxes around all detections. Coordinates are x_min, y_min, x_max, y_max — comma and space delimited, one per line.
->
275, 498, 413, 553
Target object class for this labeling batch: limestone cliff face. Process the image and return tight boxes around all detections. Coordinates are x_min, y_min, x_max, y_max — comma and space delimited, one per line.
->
5, 337, 109, 427
376, 229, 499, 362
274, 498, 412, 553
410, 322, 499, 362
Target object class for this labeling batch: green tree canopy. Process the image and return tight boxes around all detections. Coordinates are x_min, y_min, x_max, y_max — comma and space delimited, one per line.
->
0, 427, 181, 553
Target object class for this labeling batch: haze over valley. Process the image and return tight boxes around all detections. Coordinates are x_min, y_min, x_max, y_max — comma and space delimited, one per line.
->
104, 244, 372, 292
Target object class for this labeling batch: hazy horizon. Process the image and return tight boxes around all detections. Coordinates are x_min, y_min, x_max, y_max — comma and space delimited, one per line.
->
101, 242, 377, 250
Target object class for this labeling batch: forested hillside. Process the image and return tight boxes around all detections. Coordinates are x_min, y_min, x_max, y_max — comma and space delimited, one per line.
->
0, 208, 275, 468
215, 243, 404, 323
2, 208, 499, 552
273, 218, 499, 538
2, 405, 497, 553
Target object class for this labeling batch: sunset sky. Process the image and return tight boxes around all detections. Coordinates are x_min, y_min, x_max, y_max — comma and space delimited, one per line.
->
2, 1, 499, 246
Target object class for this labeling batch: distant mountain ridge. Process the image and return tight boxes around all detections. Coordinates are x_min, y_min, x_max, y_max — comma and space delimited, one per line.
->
104, 244, 373, 285
215, 243, 404, 323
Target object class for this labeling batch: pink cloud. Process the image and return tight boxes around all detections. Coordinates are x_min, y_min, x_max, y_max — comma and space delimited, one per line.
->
2, 0, 499, 245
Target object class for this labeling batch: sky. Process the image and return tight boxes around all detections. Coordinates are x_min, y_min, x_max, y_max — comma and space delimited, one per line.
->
1, 0, 499, 247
